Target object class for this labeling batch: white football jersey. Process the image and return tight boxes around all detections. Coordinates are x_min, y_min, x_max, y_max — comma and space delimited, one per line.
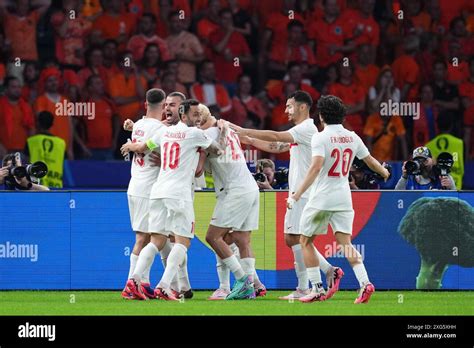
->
204, 126, 258, 196
127, 117, 165, 198
308, 124, 370, 211
148, 122, 213, 202
288, 118, 318, 198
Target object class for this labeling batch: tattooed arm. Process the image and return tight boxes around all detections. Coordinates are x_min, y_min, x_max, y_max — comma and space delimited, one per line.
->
239, 135, 290, 154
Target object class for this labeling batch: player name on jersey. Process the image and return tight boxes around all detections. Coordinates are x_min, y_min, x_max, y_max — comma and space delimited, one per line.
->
330, 136, 354, 144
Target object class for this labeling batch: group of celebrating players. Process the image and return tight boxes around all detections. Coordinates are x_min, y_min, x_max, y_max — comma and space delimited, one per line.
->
119, 87, 390, 304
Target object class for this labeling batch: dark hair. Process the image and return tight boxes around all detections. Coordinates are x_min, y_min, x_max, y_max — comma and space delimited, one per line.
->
288, 90, 313, 108
38, 111, 54, 130
2, 153, 15, 167
3, 76, 18, 88
103, 39, 118, 48
449, 16, 465, 32
178, 99, 200, 118
142, 43, 161, 65
168, 91, 186, 100
433, 59, 447, 70
168, 10, 180, 20
287, 19, 304, 31
287, 61, 302, 71
219, 7, 232, 17
84, 46, 103, 66
146, 88, 166, 105
141, 12, 157, 22
317, 95, 346, 124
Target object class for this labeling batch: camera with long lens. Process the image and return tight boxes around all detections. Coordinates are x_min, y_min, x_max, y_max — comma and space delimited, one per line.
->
6, 152, 48, 183
351, 158, 392, 183
435, 152, 453, 176
274, 167, 289, 186
405, 158, 424, 175
253, 172, 267, 183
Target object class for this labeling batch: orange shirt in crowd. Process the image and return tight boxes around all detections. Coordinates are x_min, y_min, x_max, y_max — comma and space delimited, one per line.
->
269, 43, 316, 67
197, 18, 220, 42
354, 64, 380, 95
0, 97, 34, 151
267, 81, 320, 105
190, 83, 232, 115
265, 12, 305, 48
363, 113, 406, 162
209, 30, 250, 83
438, 0, 469, 29
410, 11, 431, 33
447, 61, 470, 85
77, 66, 109, 90
93, 12, 136, 47
328, 82, 366, 136
4, 10, 41, 61
51, 12, 92, 66
391, 54, 420, 101
307, 15, 349, 68
341, 9, 380, 46
127, 34, 172, 62
86, 98, 116, 149
459, 79, 474, 130
108, 73, 146, 123
166, 31, 204, 84
82, 0, 102, 18
229, 95, 266, 127
34, 95, 72, 147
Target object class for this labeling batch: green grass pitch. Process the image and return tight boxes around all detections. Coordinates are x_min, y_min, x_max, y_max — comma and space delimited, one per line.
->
0, 291, 472, 316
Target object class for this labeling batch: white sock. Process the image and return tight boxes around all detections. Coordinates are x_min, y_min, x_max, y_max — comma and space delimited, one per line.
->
307, 266, 323, 292
142, 262, 152, 284
240, 257, 256, 282
315, 246, 332, 273
216, 254, 230, 291
222, 255, 246, 280
292, 244, 309, 291
128, 253, 138, 279
132, 243, 158, 281
230, 243, 240, 260
160, 240, 179, 290
159, 243, 187, 289
177, 252, 191, 292
353, 263, 370, 287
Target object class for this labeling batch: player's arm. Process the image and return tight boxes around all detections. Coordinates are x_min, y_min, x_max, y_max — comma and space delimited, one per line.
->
240, 135, 290, 153
205, 140, 224, 156
120, 139, 147, 156
288, 155, 324, 207
362, 155, 390, 180
229, 122, 294, 143
195, 149, 207, 177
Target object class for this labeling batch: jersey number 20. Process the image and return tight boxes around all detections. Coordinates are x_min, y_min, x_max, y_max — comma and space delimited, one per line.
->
162, 142, 180, 170
328, 148, 353, 177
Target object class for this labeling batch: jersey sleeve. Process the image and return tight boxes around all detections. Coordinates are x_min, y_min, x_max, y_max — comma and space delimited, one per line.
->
355, 134, 370, 159
204, 127, 220, 142
193, 128, 213, 149
311, 134, 325, 157
288, 121, 315, 146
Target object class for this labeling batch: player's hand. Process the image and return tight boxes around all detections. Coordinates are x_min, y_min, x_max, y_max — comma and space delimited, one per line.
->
228, 122, 244, 135
217, 119, 228, 130
123, 119, 134, 131
286, 193, 297, 210
120, 140, 132, 157
238, 135, 253, 145
381, 162, 390, 181
440, 176, 451, 188
149, 151, 161, 167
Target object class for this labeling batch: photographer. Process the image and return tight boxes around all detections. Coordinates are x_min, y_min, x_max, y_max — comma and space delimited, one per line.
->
253, 159, 288, 190
0, 153, 49, 191
395, 147, 455, 190
349, 159, 381, 190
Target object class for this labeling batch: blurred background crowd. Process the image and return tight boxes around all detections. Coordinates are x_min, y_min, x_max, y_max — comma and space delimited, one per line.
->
0, 0, 473, 166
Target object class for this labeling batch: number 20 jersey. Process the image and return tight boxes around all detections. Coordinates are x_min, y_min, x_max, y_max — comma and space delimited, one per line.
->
127, 117, 165, 198
308, 124, 369, 211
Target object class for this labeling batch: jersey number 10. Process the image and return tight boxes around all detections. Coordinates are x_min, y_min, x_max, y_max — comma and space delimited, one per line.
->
328, 148, 353, 177
163, 142, 181, 170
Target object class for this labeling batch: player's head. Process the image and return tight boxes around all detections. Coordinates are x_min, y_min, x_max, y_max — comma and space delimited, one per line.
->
165, 91, 186, 125
317, 95, 346, 125
37, 111, 54, 131
198, 104, 212, 128
285, 90, 312, 122
145, 88, 166, 116
178, 99, 201, 127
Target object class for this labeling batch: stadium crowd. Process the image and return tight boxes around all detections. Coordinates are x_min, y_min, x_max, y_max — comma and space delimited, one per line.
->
0, 0, 473, 164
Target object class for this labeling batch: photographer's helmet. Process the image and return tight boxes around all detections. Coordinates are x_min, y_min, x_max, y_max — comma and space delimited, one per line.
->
412, 147, 432, 160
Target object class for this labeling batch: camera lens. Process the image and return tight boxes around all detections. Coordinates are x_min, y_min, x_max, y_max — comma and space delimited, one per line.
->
405, 160, 421, 175
254, 173, 266, 182
27, 162, 48, 178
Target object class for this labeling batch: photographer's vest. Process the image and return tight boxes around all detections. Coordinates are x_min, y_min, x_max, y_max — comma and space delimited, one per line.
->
27, 134, 66, 188
426, 134, 464, 190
